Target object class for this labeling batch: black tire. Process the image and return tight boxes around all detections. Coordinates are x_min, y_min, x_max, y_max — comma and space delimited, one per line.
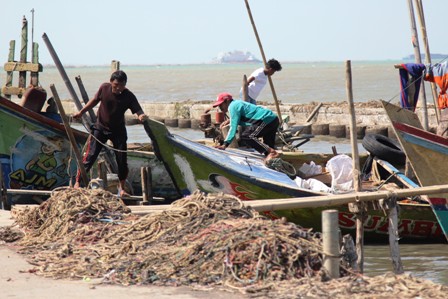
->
362, 134, 406, 165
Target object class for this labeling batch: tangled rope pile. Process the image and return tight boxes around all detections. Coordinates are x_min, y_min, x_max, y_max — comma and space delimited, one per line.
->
2, 188, 448, 298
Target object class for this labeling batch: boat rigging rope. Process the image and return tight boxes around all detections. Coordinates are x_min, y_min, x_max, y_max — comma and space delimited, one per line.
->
265, 158, 297, 178
69, 115, 146, 154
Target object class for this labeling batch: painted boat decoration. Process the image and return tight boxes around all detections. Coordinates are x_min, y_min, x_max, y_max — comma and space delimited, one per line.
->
0, 96, 179, 203
143, 118, 327, 200
143, 117, 447, 243
382, 100, 448, 241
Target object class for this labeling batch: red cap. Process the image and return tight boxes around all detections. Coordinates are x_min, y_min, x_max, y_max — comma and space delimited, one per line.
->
212, 92, 233, 107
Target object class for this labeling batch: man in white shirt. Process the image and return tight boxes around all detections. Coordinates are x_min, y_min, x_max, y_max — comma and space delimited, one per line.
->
242, 59, 282, 104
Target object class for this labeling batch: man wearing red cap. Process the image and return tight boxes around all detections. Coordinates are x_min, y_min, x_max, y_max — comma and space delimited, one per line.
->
213, 92, 279, 161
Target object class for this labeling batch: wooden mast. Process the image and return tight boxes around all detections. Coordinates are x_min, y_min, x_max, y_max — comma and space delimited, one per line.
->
413, 0, 440, 124
406, 0, 429, 130
244, 0, 283, 125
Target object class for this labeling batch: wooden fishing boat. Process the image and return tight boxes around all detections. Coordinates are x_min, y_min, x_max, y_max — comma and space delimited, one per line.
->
0, 96, 179, 205
382, 100, 448, 241
143, 117, 447, 243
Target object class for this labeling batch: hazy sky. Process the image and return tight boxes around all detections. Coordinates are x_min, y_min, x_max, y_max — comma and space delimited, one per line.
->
1, 0, 446, 65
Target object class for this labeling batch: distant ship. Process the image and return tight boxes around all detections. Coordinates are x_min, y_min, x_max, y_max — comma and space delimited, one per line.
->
212, 50, 261, 64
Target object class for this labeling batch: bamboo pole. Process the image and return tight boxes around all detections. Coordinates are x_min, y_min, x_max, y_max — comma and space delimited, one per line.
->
42, 33, 92, 129
242, 75, 249, 102
305, 102, 323, 123
345, 60, 364, 273
414, 0, 440, 123
406, 0, 430, 129
130, 183, 448, 214
243, 0, 282, 125
75, 75, 97, 122
50, 84, 89, 186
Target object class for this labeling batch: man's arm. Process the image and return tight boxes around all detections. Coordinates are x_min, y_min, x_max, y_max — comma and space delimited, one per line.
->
73, 98, 100, 119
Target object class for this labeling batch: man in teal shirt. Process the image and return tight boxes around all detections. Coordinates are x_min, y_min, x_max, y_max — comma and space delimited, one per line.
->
213, 92, 279, 161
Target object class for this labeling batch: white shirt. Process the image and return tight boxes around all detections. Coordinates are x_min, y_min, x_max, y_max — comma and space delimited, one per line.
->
247, 67, 268, 100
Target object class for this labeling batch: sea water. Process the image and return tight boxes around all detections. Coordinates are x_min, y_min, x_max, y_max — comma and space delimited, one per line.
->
0, 60, 434, 105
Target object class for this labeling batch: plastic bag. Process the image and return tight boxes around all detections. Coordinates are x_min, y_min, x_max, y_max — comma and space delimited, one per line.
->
298, 161, 322, 177
326, 154, 354, 192
294, 177, 332, 193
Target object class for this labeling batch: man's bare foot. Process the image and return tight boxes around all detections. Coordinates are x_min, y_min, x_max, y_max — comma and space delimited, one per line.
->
119, 189, 131, 198
265, 149, 280, 161
74, 181, 80, 189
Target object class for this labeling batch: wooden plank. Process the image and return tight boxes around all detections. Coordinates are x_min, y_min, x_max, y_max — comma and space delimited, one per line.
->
374, 158, 419, 189
4, 62, 42, 72
7, 189, 52, 195
1, 86, 26, 96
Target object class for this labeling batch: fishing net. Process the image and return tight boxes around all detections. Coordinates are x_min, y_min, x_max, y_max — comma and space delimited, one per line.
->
1, 188, 448, 298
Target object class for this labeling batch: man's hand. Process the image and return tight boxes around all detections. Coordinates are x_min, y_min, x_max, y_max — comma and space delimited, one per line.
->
72, 111, 83, 120
138, 114, 148, 122
214, 144, 227, 150
219, 119, 230, 129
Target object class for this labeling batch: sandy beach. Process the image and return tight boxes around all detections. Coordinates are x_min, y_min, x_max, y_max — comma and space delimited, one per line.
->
0, 210, 245, 299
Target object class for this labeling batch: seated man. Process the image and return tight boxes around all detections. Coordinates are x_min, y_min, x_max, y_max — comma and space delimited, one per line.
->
213, 92, 279, 161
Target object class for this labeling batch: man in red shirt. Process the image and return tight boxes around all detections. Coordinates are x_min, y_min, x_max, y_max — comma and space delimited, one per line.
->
73, 70, 147, 197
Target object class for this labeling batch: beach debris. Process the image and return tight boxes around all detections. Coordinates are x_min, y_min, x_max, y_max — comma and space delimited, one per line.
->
1, 188, 447, 298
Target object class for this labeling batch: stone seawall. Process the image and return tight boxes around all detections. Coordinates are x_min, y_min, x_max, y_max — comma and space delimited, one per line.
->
59, 100, 436, 139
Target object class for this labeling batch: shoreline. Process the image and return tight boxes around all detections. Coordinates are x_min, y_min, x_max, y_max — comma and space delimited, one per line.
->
54, 99, 438, 139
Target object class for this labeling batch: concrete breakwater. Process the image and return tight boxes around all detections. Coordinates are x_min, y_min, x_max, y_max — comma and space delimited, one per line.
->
61, 100, 437, 140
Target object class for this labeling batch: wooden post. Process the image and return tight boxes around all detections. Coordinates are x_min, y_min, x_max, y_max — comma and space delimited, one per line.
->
242, 75, 249, 102
18, 16, 28, 92
140, 166, 153, 205
414, 0, 440, 123
98, 161, 108, 187
30, 42, 39, 87
111, 60, 120, 73
322, 209, 340, 278
4, 40, 16, 99
243, 0, 282, 125
406, 0, 430, 129
50, 84, 89, 186
345, 60, 364, 273
0, 161, 8, 210
382, 198, 404, 274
